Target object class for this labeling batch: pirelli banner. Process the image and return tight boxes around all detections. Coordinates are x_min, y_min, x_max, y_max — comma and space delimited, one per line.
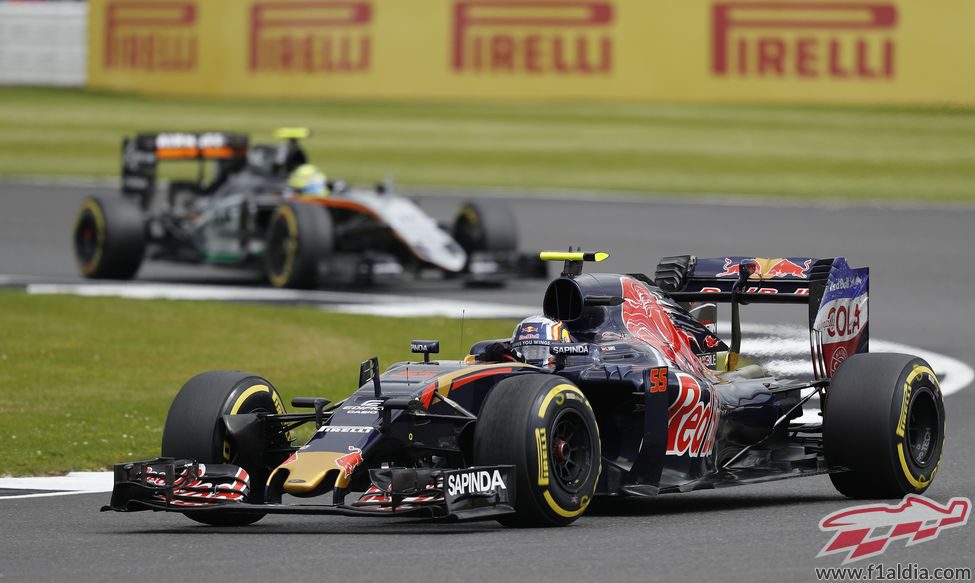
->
87, 0, 975, 105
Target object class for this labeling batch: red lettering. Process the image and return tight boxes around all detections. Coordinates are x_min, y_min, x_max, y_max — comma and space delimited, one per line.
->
796, 37, 817, 78
553, 36, 569, 72
491, 35, 515, 70
828, 38, 849, 78
524, 34, 543, 73
666, 374, 718, 458
757, 37, 785, 77
736, 37, 748, 75
452, 1, 614, 75
105, 2, 197, 71
712, 3, 897, 81
248, 2, 372, 74
856, 39, 876, 78
690, 401, 714, 454
677, 407, 702, 453
883, 39, 895, 78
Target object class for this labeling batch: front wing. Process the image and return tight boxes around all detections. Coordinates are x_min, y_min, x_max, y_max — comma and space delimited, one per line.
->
102, 458, 516, 522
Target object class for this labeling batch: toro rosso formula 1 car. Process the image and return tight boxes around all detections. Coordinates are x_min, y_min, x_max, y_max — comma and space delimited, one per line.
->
105, 252, 946, 526
72, 129, 544, 288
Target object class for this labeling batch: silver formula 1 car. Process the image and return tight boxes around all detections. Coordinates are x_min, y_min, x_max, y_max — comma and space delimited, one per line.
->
72, 129, 545, 288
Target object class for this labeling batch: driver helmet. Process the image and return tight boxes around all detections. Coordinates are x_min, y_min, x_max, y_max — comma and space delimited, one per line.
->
511, 315, 570, 369
287, 164, 328, 197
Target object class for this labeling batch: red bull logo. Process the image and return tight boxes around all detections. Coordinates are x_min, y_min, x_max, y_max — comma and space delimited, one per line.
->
712, 2, 897, 80
104, 1, 198, 71
819, 495, 971, 563
666, 373, 720, 457
452, 0, 614, 74
334, 445, 363, 478
716, 257, 812, 279
250, 1, 372, 73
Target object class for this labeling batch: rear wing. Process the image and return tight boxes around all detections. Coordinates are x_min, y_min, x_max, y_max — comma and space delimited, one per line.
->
654, 255, 868, 378
121, 132, 249, 205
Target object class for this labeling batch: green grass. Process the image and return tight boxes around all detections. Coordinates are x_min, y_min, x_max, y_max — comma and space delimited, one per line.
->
2, 87, 974, 201
0, 291, 514, 476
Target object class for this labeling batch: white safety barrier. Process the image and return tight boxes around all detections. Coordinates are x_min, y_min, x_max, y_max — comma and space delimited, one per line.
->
0, 3, 87, 86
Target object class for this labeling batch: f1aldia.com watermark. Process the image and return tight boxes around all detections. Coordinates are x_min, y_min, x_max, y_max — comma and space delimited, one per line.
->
815, 562, 972, 581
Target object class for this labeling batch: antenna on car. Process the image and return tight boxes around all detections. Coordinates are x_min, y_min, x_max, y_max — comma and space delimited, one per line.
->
539, 248, 609, 277
459, 309, 466, 358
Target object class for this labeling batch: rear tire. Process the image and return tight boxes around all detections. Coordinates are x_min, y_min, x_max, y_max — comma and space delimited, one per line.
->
823, 353, 945, 499
474, 374, 600, 527
72, 196, 145, 279
264, 202, 333, 289
453, 200, 518, 253
162, 371, 291, 526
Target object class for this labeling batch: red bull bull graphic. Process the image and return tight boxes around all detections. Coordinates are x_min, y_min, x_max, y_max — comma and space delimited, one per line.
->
818, 495, 971, 563
335, 445, 363, 478
716, 257, 813, 279
249, 1, 372, 74
451, 0, 614, 74
712, 1, 897, 80
621, 276, 716, 381
104, 1, 198, 71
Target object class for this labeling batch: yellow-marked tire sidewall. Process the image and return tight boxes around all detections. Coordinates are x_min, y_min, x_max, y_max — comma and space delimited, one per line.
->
890, 365, 945, 493
74, 200, 106, 276
528, 383, 600, 524
221, 382, 290, 462
267, 205, 299, 288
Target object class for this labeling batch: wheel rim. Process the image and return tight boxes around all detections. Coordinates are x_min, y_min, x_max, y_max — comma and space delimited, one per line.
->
266, 214, 293, 278
74, 211, 99, 266
906, 388, 939, 467
549, 408, 594, 493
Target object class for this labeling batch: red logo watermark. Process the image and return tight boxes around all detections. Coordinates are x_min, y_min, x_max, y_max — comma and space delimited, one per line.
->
712, 2, 897, 80
818, 495, 971, 564
452, 0, 614, 74
250, 1, 372, 74
104, 1, 197, 71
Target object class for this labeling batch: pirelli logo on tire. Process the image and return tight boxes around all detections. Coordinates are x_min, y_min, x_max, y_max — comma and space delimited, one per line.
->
535, 428, 549, 486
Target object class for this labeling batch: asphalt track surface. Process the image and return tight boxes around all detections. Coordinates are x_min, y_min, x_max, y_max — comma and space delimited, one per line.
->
2, 181, 974, 582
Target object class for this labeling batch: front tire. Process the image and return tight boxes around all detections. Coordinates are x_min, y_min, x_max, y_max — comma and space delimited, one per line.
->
823, 353, 945, 499
161, 371, 291, 526
73, 196, 145, 279
474, 374, 601, 527
264, 202, 333, 289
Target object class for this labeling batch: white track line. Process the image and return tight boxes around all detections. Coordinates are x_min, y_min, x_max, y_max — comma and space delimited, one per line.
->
0, 472, 113, 499
22, 281, 538, 320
